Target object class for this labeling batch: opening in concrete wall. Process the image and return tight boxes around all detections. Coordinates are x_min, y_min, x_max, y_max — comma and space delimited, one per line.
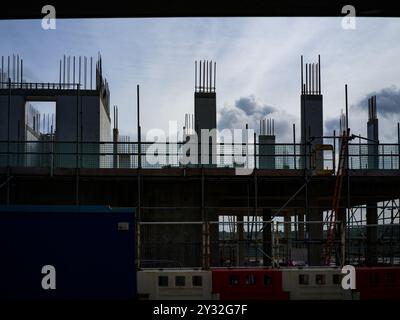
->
25, 101, 56, 137
23, 101, 56, 167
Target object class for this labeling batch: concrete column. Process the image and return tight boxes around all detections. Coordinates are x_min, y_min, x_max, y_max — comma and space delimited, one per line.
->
308, 203, 323, 266
262, 209, 272, 266
259, 135, 275, 169
366, 202, 378, 266
300, 94, 323, 170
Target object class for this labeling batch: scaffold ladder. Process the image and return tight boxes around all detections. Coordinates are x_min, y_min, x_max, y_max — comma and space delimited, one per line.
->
324, 130, 350, 265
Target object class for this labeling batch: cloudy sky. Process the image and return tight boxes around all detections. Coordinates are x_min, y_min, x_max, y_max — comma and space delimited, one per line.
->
0, 17, 399, 142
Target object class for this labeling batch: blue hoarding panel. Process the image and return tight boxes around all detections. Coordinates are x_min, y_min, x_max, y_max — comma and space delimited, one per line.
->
0, 205, 136, 300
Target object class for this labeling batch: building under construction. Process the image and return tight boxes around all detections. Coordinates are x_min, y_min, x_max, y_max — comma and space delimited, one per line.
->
0, 53, 399, 271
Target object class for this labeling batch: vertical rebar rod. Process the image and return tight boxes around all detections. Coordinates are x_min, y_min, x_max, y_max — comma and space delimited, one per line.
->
137, 84, 141, 168
7, 78, 11, 166
203, 60, 205, 92
1, 56, 3, 88
20, 59, 23, 87
7, 56, 10, 85
214, 62, 216, 92
318, 54, 321, 94
301, 55, 303, 94
84, 57, 87, 90
13, 54, 15, 83
206, 60, 209, 92
76, 84, 80, 167
63, 55, 66, 88
79, 56, 81, 86
73, 56, 76, 85
333, 130, 336, 173
272, 119, 275, 135
305, 63, 308, 94
293, 123, 296, 169
16, 55, 19, 83
67, 56, 70, 87
199, 60, 202, 91
90, 57, 93, 90
311, 63, 314, 94
398, 122, 400, 169
345, 84, 349, 131
210, 60, 212, 92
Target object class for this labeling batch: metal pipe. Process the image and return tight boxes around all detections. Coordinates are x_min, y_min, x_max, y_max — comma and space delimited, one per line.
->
59, 60, 61, 85
195, 61, 197, 91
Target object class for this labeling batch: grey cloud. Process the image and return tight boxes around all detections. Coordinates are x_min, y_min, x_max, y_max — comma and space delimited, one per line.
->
218, 95, 296, 141
235, 96, 276, 116
218, 95, 276, 131
354, 86, 400, 118
324, 118, 339, 135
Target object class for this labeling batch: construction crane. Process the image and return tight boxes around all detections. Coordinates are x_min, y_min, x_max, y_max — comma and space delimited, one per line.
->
324, 129, 351, 265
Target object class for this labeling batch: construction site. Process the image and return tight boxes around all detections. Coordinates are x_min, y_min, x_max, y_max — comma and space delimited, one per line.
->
0, 53, 399, 270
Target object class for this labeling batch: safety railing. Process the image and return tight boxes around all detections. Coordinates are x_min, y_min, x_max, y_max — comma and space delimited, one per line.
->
0, 140, 398, 170
0, 81, 81, 90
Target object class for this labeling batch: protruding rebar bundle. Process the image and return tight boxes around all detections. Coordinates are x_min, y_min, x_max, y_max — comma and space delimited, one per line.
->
368, 95, 377, 120
195, 60, 216, 93
301, 55, 321, 95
